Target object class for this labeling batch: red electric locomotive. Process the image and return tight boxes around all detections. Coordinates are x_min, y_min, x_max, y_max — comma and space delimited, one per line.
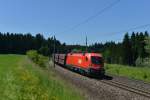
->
53, 52, 105, 76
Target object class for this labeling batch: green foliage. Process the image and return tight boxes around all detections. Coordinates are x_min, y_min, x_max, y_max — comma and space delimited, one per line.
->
135, 57, 150, 67
26, 50, 38, 62
71, 48, 82, 53
135, 37, 150, 67
26, 50, 48, 68
0, 54, 84, 100
115, 69, 120, 75
39, 46, 49, 56
37, 55, 47, 68
102, 31, 148, 66
122, 33, 132, 65
143, 72, 148, 79
145, 37, 150, 54
105, 64, 150, 82
0, 31, 149, 66
0, 32, 61, 56
103, 49, 111, 63
135, 57, 143, 67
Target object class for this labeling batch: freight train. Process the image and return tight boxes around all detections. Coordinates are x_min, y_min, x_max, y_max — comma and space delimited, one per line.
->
53, 52, 105, 76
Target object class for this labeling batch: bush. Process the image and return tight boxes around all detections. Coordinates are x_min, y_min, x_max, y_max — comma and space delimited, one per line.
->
37, 55, 47, 68
26, 50, 48, 68
136, 57, 150, 67
135, 57, 143, 67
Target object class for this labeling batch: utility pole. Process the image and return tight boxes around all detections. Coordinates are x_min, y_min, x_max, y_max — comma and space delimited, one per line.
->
86, 35, 88, 52
53, 35, 56, 68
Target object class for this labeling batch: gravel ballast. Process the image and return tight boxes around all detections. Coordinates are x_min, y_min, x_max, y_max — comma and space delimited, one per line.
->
54, 64, 150, 100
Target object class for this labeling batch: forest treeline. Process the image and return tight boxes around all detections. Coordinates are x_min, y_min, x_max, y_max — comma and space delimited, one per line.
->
88, 31, 150, 67
0, 31, 150, 67
0, 32, 60, 55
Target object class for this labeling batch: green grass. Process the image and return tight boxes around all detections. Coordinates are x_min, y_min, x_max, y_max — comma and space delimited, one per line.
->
105, 64, 150, 82
0, 54, 84, 100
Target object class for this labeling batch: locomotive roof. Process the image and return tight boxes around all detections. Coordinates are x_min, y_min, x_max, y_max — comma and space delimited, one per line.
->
68, 53, 102, 57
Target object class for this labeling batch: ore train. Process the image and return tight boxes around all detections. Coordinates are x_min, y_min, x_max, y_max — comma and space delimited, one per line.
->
53, 52, 105, 76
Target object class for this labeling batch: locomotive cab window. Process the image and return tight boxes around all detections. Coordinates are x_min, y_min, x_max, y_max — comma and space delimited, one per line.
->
91, 56, 102, 65
85, 57, 88, 61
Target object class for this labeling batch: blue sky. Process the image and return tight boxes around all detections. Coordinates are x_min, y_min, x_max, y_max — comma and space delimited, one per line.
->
0, 0, 150, 45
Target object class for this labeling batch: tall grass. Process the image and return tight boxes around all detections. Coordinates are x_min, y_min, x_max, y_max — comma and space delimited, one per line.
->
0, 54, 84, 100
26, 50, 48, 68
105, 64, 150, 82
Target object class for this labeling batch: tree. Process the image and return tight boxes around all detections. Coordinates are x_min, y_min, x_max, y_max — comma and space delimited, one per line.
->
138, 32, 146, 58
39, 46, 49, 56
35, 34, 45, 50
136, 36, 150, 67
131, 32, 138, 65
145, 37, 150, 55
122, 33, 132, 65
144, 31, 149, 37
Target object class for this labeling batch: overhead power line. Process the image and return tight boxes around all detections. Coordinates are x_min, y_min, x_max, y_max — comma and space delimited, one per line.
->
107, 23, 150, 35
102, 23, 150, 42
60, 0, 121, 34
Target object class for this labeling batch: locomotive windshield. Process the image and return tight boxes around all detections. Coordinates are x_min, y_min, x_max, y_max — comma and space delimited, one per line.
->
91, 56, 102, 65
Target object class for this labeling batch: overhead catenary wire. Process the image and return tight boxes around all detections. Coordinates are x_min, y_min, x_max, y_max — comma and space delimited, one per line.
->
54, 0, 150, 44
102, 23, 150, 43
107, 23, 150, 35
60, 0, 121, 34
58, 0, 150, 36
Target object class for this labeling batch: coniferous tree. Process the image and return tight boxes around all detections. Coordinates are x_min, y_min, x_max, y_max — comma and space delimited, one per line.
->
144, 31, 149, 37
0, 31, 149, 66
122, 33, 132, 65
131, 32, 138, 65
145, 37, 150, 55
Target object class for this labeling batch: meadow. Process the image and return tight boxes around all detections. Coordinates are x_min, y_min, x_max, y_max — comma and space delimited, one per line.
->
105, 64, 150, 82
0, 54, 84, 100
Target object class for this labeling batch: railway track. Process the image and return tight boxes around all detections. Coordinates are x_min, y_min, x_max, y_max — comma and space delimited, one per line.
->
100, 79, 150, 98
53, 63, 150, 99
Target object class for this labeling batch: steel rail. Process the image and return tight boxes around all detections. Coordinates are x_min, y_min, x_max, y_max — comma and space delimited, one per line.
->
52, 63, 150, 98
100, 80, 150, 98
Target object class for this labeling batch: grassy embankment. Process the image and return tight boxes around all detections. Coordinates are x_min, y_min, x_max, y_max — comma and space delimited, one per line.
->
0, 54, 84, 100
105, 64, 150, 82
